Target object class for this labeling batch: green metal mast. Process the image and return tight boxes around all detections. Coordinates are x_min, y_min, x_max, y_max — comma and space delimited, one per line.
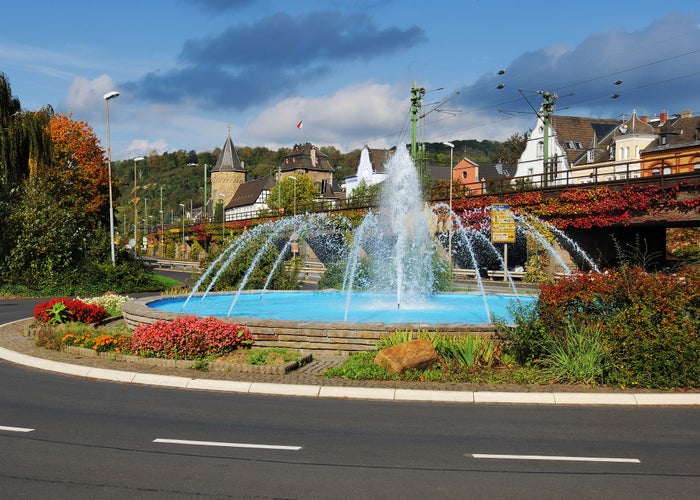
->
410, 81, 425, 163
540, 91, 557, 187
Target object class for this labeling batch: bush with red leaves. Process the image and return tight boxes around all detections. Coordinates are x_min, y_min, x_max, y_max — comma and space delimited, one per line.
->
130, 315, 254, 360
34, 298, 108, 324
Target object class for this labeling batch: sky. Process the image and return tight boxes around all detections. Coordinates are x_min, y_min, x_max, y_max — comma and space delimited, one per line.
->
2, 0, 700, 161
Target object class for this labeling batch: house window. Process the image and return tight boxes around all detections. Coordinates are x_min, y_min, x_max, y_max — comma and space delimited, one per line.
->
586, 150, 595, 163
565, 141, 574, 149
574, 141, 583, 149
461, 171, 467, 179
537, 141, 543, 158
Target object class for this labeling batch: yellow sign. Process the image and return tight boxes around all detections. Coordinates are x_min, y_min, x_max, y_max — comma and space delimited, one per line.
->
491, 205, 516, 243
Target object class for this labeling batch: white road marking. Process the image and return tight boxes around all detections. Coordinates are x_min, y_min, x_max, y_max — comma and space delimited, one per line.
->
0, 425, 35, 433
470, 453, 640, 464
153, 438, 301, 451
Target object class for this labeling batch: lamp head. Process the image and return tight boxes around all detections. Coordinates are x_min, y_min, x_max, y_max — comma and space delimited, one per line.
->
442, 141, 454, 148
103, 91, 120, 101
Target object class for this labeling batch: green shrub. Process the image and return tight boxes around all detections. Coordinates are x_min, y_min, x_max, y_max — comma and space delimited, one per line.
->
536, 265, 700, 388
498, 301, 548, 366
540, 322, 608, 385
324, 351, 395, 380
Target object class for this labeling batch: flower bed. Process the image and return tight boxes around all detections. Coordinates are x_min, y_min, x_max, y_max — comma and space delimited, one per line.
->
130, 315, 254, 360
34, 298, 108, 324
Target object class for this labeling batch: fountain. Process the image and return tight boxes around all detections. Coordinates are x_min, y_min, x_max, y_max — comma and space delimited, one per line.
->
121, 147, 595, 353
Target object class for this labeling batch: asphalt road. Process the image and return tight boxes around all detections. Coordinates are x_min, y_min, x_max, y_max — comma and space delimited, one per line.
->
1, 287, 699, 498
1, 358, 699, 499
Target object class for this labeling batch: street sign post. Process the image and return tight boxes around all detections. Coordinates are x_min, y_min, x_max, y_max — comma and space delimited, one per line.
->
491, 205, 516, 281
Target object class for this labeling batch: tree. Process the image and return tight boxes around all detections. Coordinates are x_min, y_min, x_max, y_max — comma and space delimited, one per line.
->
348, 179, 382, 203
267, 174, 318, 214
46, 113, 109, 228
0, 73, 53, 269
0, 73, 52, 197
4, 175, 97, 286
494, 132, 527, 164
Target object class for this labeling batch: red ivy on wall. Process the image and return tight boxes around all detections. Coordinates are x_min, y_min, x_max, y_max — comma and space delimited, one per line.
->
452, 182, 700, 229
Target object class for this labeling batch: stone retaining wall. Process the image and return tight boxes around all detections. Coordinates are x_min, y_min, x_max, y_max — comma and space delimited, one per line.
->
64, 345, 313, 375
121, 295, 502, 355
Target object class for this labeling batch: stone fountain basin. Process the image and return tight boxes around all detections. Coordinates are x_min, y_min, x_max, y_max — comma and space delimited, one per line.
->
121, 291, 535, 355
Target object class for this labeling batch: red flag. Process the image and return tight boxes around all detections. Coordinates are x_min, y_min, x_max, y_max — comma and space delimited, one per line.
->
296, 120, 303, 130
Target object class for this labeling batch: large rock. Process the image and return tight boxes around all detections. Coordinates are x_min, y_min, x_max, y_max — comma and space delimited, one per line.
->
375, 339, 439, 374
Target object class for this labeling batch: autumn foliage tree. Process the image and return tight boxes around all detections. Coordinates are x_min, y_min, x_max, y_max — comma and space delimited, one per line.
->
46, 112, 110, 228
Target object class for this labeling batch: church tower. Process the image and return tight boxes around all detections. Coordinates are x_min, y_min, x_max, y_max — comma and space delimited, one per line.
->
210, 128, 246, 206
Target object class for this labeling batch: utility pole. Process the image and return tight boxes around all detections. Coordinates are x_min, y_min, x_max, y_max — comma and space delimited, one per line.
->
203, 163, 208, 222
540, 91, 557, 187
410, 81, 425, 166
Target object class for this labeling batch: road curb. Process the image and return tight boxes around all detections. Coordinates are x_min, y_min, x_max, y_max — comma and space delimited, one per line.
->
1, 345, 699, 406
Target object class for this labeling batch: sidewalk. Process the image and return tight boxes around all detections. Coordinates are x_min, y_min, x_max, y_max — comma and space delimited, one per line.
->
1, 317, 698, 406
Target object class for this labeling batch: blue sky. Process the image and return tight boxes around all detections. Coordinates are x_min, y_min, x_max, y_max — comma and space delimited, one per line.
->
2, 0, 700, 160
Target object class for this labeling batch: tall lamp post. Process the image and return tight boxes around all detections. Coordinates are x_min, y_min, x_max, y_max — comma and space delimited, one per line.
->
289, 176, 297, 215
103, 90, 120, 265
179, 203, 185, 249
159, 210, 164, 257
442, 141, 454, 267
218, 194, 225, 239
133, 156, 144, 248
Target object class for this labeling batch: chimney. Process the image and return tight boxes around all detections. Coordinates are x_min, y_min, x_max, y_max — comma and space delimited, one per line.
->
659, 110, 668, 126
681, 109, 693, 118
640, 116, 648, 123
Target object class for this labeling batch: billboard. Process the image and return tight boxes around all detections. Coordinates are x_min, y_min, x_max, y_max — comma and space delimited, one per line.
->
491, 205, 516, 244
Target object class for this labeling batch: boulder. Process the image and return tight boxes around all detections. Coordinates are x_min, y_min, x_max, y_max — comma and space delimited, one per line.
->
375, 339, 439, 374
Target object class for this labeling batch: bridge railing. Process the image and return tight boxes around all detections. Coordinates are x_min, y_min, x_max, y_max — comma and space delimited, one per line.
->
155, 154, 699, 233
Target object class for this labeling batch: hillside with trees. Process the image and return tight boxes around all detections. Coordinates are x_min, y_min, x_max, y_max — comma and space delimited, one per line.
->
111, 139, 506, 227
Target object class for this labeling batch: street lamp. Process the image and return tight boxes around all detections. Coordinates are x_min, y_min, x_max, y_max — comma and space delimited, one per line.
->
442, 141, 455, 267
179, 203, 185, 249
159, 210, 164, 257
133, 156, 144, 248
289, 176, 297, 215
103, 90, 119, 265
218, 193, 225, 239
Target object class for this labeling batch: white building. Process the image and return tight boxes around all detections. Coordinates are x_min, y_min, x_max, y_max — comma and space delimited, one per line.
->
344, 146, 389, 196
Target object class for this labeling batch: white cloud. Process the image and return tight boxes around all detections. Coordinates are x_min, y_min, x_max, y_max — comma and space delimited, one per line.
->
62, 74, 116, 118
125, 138, 169, 158
242, 82, 407, 152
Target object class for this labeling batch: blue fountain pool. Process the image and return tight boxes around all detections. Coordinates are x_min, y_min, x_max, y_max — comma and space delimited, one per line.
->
150, 291, 536, 325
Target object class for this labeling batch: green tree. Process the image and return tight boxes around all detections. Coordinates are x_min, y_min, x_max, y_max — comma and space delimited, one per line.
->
4, 175, 99, 286
494, 132, 527, 164
348, 179, 382, 204
267, 174, 318, 214
0, 73, 54, 271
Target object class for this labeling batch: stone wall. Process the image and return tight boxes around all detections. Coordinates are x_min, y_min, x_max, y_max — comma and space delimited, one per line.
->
121, 296, 502, 356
